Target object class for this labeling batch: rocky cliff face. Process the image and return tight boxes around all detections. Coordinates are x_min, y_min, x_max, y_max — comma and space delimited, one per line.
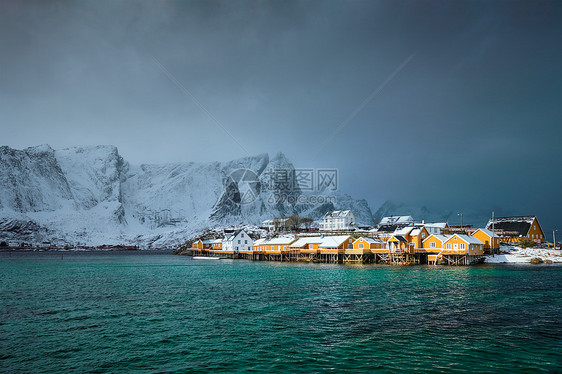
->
0, 145, 375, 247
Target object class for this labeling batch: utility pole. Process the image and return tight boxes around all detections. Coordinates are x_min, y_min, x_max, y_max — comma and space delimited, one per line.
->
554, 229, 558, 250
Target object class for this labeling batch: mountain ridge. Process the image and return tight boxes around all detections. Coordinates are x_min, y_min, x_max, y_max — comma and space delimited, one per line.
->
0, 145, 374, 247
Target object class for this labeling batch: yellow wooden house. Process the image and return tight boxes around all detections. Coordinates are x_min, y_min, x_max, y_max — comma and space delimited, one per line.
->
486, 216, 545, 244
289, 237, 324, 253
472, 229, 500, 251
442, 234, 484, 255
421, 234, 450, 252
351, 237, 386, 254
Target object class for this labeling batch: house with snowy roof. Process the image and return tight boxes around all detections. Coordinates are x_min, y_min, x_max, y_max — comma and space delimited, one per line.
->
472, 228, 500, 251
264, 236, 297, 252
318, 235, 354, 252
262, 218, 290, 232
289, 236, 324, 251
442, 234, 484, 255
422, 222, 449, 235
376, 215, 414, 232
485, 216, 545, 244
319, 210, 356, 231
211, 238, 223, 250
352, 237, 385, 251
421, 234, 450, 252
222, 229, 253, 252
252, 238, 269, 252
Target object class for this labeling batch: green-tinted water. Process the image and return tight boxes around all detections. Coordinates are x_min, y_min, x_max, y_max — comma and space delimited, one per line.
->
1, 251, 560, 373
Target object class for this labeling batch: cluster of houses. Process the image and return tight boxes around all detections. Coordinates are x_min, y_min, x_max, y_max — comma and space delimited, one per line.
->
187, 211, 546, 265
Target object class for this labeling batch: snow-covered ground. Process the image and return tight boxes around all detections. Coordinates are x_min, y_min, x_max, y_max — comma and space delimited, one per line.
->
485, 246, 562, 264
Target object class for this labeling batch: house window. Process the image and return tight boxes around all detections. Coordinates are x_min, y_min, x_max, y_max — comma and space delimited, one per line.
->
349, 239, 352, 243
430, 242, 436, 248
245, 240, 248, 244
446, 244, 452, 249
422, 233, 426, 238
309, 244, 314, 249
241, 233, 244, 238
238, 240, 241, 244
460, 243, 466, 249
270, 246, 273, 250
359, 243, 364, 249
534, 225, 536, 230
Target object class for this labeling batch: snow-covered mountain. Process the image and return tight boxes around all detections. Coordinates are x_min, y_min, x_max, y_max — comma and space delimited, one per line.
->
0, 145, 374, 248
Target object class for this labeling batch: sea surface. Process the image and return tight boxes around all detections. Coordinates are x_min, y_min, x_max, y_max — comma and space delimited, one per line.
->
0, 251, 560, 373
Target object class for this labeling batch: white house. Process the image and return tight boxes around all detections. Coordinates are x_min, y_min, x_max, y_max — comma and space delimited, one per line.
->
319, 210, 356, 231
222, 229, 253, 252
262, 218, 290, 232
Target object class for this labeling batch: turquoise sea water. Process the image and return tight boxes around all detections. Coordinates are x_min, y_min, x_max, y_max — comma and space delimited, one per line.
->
0, 251, 560, 373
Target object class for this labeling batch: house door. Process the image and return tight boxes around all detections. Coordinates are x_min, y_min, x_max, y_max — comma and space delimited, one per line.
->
453, 244, 458, 250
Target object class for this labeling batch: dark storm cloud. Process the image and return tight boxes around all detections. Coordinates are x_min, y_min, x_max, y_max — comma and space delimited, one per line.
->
0, 0, 560, 233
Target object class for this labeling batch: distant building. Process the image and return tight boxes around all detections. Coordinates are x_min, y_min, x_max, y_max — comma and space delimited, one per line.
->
376, 215, 414, 232
319, 210, 356, 231
486, 216, 545, 243
262, 218, 290, 232
422, 222, 449, 235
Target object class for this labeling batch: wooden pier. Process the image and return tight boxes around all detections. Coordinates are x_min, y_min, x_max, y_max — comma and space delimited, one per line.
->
181, 247, 484, 266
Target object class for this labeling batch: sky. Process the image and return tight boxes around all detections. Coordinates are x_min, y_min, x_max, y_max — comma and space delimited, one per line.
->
0, 0, 561, 234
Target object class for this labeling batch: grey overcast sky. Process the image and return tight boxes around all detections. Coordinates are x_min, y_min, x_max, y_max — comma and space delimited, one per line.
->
1, 0, 561, 232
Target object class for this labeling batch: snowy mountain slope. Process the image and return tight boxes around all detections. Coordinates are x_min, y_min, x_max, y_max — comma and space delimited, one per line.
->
0, 145, 375, 247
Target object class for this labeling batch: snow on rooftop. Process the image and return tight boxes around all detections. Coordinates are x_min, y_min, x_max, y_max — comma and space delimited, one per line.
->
319, 235, 352, 248
290, 237, 324, 247
446, 234, 483, 245
474, 228, 494, 237
380, 216, 414, 225
354, 237, 382, 244
424, 222, 448, 228
423, 234, 451, 243
488, 216, 535, 224
266, 236, 296, 245
393, 226, 414, 236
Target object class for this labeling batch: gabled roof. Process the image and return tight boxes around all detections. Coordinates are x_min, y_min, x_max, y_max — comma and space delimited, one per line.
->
253, 238, 268, 245
380, 216, 414, 225
393, 226, 414, 236
290, 237, 324, 248
423, 234, 450, 244
319, 235, 352, 248
212, 238, 224, 244
444, 234, 483, 245
409, 228, 422, 236
473, 228, 494, 237
486, 216, 536, 236
266, 236, 296, 245
393, 235, 408, 242
353, 237, 382, 244
202, 239, 214, 244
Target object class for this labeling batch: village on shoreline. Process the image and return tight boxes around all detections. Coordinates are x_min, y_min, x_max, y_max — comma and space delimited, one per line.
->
179, 211, 561, 265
